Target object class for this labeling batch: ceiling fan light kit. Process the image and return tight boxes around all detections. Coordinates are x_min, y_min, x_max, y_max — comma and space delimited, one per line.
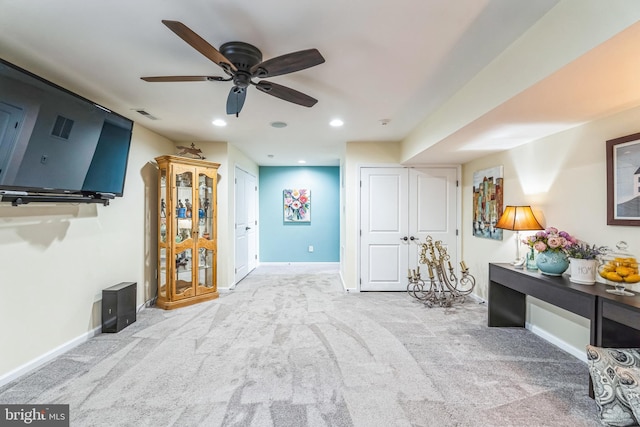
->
141, 20, 325, 117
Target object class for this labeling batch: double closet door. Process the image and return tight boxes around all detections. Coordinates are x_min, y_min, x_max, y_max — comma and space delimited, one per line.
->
360, 167, 458, 291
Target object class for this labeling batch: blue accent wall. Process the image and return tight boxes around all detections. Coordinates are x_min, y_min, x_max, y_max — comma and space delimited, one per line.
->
259, 166, 339, 262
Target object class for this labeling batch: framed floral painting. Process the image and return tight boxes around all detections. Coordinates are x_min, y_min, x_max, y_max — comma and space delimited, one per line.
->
283, 188, 310, 222
607, 132, 640, 226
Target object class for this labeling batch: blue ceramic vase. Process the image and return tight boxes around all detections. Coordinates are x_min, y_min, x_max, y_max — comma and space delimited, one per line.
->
536, 250, 569, 276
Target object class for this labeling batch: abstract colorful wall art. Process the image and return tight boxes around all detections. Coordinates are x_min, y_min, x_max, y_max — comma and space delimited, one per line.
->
472, 166, 503, 240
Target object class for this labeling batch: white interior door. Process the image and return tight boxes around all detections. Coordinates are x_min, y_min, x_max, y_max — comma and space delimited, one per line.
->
246, 172, 257, 272
360, 168, 409, 291
234, 166, 257, 283
410, 167, 458, 271
360, 166, 458, 291
235, 167, 249, 283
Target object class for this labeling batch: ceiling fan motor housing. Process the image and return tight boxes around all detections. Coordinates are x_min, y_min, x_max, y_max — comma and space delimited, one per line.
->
220, 42, 263, 88
220, 41, 262, 71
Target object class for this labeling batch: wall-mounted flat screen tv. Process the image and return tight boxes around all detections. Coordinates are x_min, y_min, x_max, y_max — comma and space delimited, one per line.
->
0, 58, 133, 199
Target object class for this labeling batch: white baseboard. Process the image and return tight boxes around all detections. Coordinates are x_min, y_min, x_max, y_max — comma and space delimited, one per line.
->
1, 305, 149, 388
0, 325, 101, 388
468, 293, 486, 304
526, 322, 587, 363
338, 270, 357, 293
257, 262, 340, 266
467, 294, 584, 362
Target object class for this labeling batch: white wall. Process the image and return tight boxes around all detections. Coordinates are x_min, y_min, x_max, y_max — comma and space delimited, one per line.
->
402, 0, 640, 163
342, 106, 640, 360
462, 105, 640, 357
0, 133, 259, 384
343, 141, 401, 289
179, 141, 259, 290
0, 123, 174, 382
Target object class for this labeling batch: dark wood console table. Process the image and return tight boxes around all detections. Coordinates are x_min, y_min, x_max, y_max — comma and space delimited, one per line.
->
598, 293, 640, 347
489, 263, 640, 397
489, 263, 640, 347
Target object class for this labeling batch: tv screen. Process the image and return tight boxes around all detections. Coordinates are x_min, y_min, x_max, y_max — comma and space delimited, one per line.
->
0, 58, 133, 198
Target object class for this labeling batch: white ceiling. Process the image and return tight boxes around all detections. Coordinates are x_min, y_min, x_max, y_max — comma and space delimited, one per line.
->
3, 0, 634, 167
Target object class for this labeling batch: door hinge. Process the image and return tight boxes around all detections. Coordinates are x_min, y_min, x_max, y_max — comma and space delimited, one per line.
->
456, 229, 459, 236
255, 254, 257, 260
360, 180, 362, 187
359, 278, 362, 284
456, 180, 459, 187
359, 229, 362, 236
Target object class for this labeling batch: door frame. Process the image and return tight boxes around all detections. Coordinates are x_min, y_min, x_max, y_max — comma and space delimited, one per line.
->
357, 163, 462, 292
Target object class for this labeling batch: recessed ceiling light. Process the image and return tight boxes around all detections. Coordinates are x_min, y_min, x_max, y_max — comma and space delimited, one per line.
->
271, 121, 287, 128
212, 119, 227, 127
298, 160, 306, 164
329, 119, 344, 127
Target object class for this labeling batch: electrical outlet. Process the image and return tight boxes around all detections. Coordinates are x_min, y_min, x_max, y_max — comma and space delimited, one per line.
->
40, 155, 48, 164
308, 245, 314, 252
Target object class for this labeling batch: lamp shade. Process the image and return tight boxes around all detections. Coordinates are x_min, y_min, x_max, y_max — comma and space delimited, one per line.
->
495, 205, 543, 231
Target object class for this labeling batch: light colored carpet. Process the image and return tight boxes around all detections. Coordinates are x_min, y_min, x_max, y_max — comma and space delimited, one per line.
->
0, 264, 600, 426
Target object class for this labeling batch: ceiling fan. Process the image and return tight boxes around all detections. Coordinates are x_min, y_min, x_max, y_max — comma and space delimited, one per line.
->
141, 20, 325, 116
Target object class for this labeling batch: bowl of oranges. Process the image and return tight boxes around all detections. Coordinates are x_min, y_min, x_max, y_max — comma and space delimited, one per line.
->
598, 241, 640, 296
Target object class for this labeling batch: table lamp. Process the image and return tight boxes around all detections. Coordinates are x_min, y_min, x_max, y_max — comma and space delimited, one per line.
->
495, 205, 543, 266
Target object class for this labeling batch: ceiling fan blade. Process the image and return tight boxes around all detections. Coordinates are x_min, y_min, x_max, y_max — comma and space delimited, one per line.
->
141, 76, 229, 82
161, 20, 237, 72
251, 49, 325, 78
226, 86, 247, 116
255, 81, 318, 107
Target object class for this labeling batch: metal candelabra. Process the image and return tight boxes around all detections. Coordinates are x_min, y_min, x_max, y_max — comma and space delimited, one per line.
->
407, 236, 476, 307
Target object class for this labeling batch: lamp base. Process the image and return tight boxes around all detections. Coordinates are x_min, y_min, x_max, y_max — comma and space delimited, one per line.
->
512, 257, 525, 269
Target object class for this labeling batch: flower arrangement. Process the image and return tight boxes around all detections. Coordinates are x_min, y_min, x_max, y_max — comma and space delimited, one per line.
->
564, 241, 606, 260
522, 227, 575, 253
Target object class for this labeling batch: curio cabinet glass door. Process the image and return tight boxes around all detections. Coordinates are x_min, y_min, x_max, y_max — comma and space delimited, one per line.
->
155, 155, 219, 309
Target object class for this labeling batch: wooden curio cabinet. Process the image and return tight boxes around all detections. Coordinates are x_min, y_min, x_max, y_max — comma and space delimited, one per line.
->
155, 155, 220, 309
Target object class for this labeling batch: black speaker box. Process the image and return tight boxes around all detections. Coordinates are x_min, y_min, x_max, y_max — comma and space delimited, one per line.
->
102, 282, 137, 333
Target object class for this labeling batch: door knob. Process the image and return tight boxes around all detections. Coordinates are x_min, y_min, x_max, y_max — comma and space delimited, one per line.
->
246, 226, 251, 230
410, 236, 416, 241
401, 236, 408, 241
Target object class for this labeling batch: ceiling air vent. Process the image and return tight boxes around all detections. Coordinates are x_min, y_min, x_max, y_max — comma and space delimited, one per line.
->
135, 109, 159, 120
51, 115, 74, 139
